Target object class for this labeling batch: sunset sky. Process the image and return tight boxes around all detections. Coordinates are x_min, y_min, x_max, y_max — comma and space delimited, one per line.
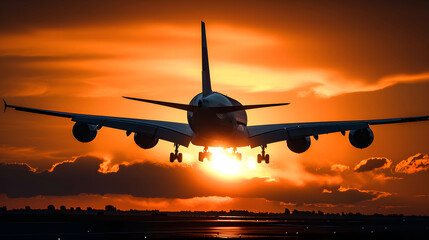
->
0, 0, 428, 215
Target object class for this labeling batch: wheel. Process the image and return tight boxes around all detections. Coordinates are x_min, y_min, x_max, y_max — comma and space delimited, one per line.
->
236, 153, 242, 161
198, 152, 204, 162
265, 154, 270, 164
177, 153, 183, 162
257, 154, 262, 163
169, 153, 176, 162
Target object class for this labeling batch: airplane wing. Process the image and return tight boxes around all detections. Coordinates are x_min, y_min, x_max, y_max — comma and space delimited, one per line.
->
247, 115, 429, 148
4, 102, 194, 147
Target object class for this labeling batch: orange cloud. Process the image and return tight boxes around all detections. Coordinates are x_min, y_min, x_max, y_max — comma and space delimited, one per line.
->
354, 157, 392, 172
395, 153, 429, 174
330, 164, 350, 172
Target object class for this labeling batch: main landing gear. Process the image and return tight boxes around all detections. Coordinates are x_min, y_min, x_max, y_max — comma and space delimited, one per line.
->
257, 145, 269, 164
170, 143, 183, 163
199, 146, 213, 162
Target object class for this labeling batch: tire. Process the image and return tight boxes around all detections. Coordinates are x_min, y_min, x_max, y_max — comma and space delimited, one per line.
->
236, 153, 242, 161
178, 153, 183, 162
169, 153, 175, 162
257, 154, 262, 163
198, 152, 204, 162
265, 154, 270, 164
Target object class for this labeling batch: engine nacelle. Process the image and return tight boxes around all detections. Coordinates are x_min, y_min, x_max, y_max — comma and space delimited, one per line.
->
349, 128, 374, 149
72, 122, 97, 143
287, 136, 311, 153
134, 133, 159, 149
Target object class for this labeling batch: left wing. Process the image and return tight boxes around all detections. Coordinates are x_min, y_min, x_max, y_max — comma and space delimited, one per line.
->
4, 101, 194, 147
247, 115, 429, 148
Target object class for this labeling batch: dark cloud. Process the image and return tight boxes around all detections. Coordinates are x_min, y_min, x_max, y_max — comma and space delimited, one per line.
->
0, 54, 113, 63
1, 1, 428, 81
0, 156, 384, 205
354, 157, 391, 173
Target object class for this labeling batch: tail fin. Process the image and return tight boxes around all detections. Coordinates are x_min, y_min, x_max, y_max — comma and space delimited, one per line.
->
201, 21, 212, 97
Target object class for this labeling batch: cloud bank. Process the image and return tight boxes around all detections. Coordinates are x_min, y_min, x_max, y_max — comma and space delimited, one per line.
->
0, 155, 385, 205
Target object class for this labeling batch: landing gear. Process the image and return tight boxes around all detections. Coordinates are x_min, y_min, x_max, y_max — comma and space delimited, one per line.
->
198, 146, 213, 162
170, 144, 183, 163
257, 145, 269, 164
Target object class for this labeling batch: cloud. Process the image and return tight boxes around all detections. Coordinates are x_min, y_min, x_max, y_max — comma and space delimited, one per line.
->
330, 164, 350, 172
0, 155, 387, 205
395, 153, 429, 174
354, 157, 392, 173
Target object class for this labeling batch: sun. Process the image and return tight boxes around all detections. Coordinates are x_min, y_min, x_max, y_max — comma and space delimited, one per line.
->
201, 148, 258, 179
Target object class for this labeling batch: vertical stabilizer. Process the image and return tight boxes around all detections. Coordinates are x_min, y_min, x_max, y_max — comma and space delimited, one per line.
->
201, 21, 212, 97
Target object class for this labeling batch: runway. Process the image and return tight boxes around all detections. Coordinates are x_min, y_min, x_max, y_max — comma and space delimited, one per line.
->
1, 213, 428, 239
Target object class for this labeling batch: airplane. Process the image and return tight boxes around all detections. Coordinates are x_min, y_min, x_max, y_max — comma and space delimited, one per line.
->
3, 22, 429, 164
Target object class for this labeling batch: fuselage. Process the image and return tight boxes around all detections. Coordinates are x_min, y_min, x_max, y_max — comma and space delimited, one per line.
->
187, 92, 249, 147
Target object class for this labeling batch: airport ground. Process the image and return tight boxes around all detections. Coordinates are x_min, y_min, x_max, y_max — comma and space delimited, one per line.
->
1, 209, 429, 239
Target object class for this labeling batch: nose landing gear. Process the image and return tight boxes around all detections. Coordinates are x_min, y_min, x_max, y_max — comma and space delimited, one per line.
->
257, 145, 269, 164
199, 146, 213, 162
170, 143, 183, 163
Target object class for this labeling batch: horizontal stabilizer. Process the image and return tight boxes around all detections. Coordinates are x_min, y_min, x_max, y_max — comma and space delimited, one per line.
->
124, 96, 289, 113
211, 103, 290, 113
123, 96, 197, 111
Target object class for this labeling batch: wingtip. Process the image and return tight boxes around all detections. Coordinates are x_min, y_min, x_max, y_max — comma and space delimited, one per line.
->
3, 98, 8, 112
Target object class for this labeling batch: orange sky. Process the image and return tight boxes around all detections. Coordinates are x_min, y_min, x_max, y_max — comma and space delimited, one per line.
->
0, 0, 428, 215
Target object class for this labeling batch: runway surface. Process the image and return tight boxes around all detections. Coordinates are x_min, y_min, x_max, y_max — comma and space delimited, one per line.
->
1, 213, 429, 239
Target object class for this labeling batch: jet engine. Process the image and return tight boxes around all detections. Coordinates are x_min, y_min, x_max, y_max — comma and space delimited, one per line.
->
134, 133, 159, 149
287, 136, 311, 153
349, 128, 374, 149
72, 122, 97, 143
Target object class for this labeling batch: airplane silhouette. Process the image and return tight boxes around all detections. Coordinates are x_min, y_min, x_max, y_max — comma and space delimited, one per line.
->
4, 22, 429, 163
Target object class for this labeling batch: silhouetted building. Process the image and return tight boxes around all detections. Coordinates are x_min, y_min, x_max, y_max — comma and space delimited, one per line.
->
105, 205, 117, 212
60, 205, 66, 211
25, 206, 31, 211
86, 207, 93, 212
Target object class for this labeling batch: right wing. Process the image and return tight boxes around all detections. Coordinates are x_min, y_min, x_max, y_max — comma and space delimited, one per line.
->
247, 115, 429, 148
4, 102, 194, 147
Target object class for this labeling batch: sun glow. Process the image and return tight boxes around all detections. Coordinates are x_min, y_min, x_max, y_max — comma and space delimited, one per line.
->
201, 148, 258, 179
